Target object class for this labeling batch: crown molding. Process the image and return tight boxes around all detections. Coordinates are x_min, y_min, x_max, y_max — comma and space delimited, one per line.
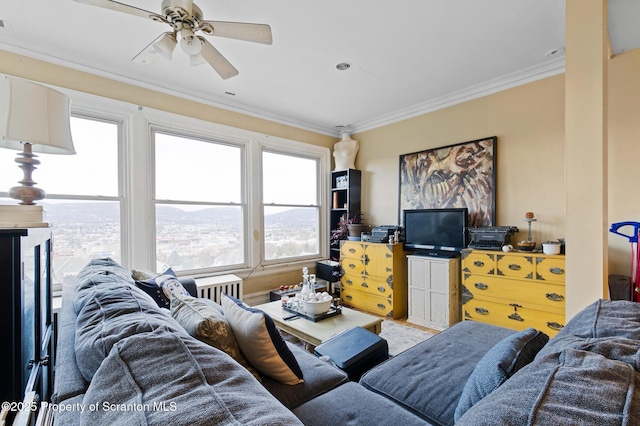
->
0, 37, 336, 137
350, 57, 566, 135
1, 34, 565, 138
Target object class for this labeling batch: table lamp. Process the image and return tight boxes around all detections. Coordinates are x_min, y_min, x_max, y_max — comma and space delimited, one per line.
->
0, 76, 75, 225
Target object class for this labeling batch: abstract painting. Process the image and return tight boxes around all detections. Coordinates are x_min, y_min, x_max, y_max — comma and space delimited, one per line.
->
399, 136, 496, 227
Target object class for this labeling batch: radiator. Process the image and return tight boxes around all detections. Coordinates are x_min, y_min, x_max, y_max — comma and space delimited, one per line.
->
195, 274, 243, 303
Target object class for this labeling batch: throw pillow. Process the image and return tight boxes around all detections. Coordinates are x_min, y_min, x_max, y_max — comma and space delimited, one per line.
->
82, 326, 304, 426
170, 293, 261, 381
136, 267, 190, 309
454, 327, 549, 421
221, 294, 304, 385
131, 268, 156, 281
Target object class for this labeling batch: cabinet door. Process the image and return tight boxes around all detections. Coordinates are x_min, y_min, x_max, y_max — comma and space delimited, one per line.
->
427, 260, 454, 326
363, 244, 395, 280
408, 257, 428, 323
464, 297, 565, 336
462, 251, 496, 275
340, 241, 365, 259
463, 275, 565, 314
341, 257, 366, 276
496, 255, 535, 279
535, 257, 566, 283
342, 288, 393, 317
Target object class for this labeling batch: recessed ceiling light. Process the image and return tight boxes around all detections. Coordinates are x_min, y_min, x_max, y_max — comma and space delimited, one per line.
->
545, 47, 565, 57
336, 62, 351, 71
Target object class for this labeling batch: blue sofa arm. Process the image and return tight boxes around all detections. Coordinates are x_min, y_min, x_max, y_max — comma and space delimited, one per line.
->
178, 277, 197, 298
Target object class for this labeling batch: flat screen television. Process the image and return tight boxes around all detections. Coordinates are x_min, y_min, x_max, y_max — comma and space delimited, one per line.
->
402, 208, 468, 257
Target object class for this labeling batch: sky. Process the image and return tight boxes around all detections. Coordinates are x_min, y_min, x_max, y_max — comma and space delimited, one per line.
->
1, 117, 318, 208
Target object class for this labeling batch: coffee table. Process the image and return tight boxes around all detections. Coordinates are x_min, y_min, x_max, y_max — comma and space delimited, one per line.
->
253, 300, 383, 347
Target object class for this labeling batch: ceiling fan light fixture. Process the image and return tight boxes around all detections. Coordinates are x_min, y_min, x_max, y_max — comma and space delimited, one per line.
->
180, 28, 203, 55
189, 53, 207, 66
153, 32, 178, 60
73, 0, 272, 80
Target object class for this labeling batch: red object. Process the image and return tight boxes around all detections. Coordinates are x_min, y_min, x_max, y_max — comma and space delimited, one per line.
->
609, 221, 640, 302
632, 236, 640, 302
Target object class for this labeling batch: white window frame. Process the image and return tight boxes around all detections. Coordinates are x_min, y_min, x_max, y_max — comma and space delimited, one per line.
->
149, 119, 250, 274
259, 145, 325, 266
55, 89, 330, 277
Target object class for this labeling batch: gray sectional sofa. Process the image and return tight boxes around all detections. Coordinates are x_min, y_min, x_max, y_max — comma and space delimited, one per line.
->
52, 258, 640, 425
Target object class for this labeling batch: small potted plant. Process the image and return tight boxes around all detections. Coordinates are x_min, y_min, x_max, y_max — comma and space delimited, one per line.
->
330, 212, 368, 246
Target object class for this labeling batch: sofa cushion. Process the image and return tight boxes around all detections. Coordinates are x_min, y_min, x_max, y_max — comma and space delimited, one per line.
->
136, 267, 190, 309
170, 292, 260, 380
81, 326, 303, 426
74, 277, 184, 382
73, 257, 140, 312
222, 294, 304, 385
454, 328, 549, 421
261, 342, 349, 409
293, 382, 432, 426
537, 299, 640, 360
359, 320, 516, 426
553, 299, 640, 340
51, 286, 89, 404
456, 348, 640, 426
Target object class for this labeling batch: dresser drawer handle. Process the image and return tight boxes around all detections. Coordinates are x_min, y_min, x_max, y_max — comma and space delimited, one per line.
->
377, 286, 386, 293
475, 307, 489, 315
508, 264, 521, 271
508, 312, 524, 322
345, 279, 353, 285
377, 303, 386, 310
361, 282, 369, 288
474, 283, 488, 290
547, 321, 564, 331
545, 293, 564, 302
348, 247, 357, 253
345, 295, 353, 301
473, 261, 485, 267
549, 267, 565, 275
348, 263, 357, 269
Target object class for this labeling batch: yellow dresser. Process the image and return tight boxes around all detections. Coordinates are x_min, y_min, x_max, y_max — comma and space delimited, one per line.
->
339, 241, 408, 319
461, 249, 565, 336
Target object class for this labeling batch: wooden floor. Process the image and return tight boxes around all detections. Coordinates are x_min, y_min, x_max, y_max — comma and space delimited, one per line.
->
346, 305, 442, 335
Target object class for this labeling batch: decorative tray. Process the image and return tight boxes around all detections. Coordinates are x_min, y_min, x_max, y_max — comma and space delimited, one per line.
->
282, 304, 342, 322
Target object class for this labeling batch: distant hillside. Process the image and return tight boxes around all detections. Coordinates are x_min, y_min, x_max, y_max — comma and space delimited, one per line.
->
42, 202, 315, 225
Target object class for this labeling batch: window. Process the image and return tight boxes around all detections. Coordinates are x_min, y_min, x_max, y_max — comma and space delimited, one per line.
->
0, 115, 121, 289
262, 150, 320, 261
0, 90, 330, 281
154, 131, 244, 272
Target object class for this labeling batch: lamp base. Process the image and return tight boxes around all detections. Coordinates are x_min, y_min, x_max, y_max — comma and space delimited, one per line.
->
0, 205, 49, 228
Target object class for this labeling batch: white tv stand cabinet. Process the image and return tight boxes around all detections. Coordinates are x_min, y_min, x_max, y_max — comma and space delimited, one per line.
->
407, 254, 460, 331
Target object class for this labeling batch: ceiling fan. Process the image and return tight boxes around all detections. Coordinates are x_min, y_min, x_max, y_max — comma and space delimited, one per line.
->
72, 0, 273, 79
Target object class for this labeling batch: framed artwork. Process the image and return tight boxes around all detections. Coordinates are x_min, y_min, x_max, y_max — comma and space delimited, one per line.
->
399, 136, 496, 227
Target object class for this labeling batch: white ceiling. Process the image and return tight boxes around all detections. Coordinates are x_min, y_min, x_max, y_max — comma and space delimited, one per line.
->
0, 1, 636, 136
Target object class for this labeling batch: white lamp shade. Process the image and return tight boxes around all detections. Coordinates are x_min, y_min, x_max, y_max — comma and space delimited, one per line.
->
153, 32, 178, 60
0, 77, 75, 154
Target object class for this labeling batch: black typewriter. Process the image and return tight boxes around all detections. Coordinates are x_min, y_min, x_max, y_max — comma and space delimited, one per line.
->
468, 226, 519, 250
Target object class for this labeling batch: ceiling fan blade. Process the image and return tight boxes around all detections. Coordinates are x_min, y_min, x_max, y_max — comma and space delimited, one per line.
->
131, 34, 165, 64
72, 0, 161, 20
201, 21, 273, 45
198, 37, 239, 79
